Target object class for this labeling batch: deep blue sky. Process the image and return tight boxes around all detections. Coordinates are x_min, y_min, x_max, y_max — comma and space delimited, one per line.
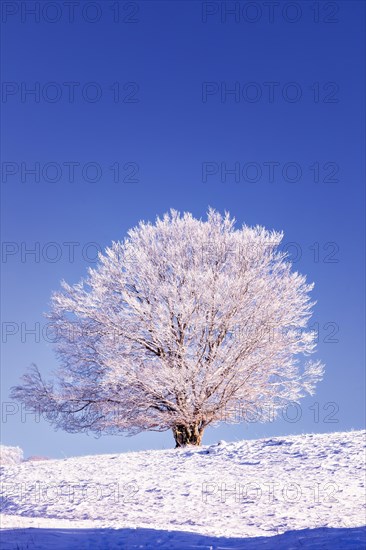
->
1, 1, 365, 458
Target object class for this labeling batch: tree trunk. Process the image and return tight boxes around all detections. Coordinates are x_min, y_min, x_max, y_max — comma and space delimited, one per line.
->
172, 423, 204, 447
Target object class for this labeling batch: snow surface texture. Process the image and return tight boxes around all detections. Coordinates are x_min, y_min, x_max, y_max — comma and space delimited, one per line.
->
1, 430, 365, 549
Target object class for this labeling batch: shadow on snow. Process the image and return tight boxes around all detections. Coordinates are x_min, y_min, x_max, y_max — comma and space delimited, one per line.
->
0, 525, 365, 549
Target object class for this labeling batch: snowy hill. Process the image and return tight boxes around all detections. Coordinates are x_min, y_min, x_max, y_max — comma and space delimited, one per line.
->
1, 430, 365, 549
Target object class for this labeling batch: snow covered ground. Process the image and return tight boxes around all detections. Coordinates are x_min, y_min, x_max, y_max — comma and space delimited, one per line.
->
1, 430, 365, 549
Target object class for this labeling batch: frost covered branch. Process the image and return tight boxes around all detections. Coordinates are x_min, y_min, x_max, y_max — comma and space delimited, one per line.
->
11, 209, 324, 446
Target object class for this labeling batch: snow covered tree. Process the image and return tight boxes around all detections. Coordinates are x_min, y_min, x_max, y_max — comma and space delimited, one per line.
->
11, 209, 324, 447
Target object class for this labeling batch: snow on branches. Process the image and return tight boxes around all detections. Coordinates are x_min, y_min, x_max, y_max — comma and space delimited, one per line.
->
11, 209, 324, 446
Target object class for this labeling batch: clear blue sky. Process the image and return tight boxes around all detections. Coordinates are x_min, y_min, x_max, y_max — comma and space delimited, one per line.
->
1, 1, 365, 458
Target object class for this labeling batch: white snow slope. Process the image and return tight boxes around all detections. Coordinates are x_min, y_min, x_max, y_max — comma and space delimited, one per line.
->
0, 430, 365, 549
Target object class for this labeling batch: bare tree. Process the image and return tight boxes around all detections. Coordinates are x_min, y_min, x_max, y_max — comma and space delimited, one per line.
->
11, 209, 324, 447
